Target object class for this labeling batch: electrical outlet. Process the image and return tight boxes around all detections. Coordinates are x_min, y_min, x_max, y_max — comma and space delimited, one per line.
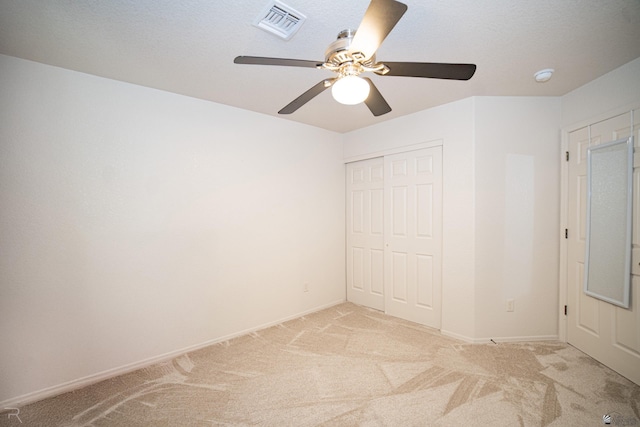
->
506, 299, 515, 312
304, 282, 309, 293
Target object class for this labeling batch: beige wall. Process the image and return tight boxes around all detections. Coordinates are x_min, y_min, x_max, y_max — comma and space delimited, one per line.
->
0, 54, 346, 405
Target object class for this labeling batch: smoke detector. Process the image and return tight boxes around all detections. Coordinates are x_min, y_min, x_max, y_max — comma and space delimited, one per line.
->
534, 68, 554, 83
254, 1, 306, 40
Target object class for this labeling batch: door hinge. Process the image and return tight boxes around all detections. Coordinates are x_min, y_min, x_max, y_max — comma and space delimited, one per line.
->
565, 151, 569, 161
564, 305, 567, 316
565, 229, 568, 239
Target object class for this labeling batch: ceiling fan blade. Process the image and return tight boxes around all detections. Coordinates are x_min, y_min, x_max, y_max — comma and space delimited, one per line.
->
363, 78, 391, 116
349, 0, 408, 61
234, 56, 322, 68
381, 62, 477, 80
279, 79, 336, 115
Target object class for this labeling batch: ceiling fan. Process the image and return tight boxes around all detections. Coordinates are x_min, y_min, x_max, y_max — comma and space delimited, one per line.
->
234, 0, 476, 117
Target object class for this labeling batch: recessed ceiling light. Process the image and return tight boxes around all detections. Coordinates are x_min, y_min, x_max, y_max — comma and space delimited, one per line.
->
534, 68, 554, 83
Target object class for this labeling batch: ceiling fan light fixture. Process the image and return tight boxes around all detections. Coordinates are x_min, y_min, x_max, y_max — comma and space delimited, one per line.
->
235, 0, 476, 116
331, 75, 370, 105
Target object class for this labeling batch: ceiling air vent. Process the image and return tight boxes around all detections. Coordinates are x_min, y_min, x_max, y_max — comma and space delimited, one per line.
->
253, 1, 306, 40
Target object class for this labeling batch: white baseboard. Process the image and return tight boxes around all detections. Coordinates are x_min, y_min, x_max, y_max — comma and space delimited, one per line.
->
0, 299, 345, 408
440, 329, 475, 343
440, 330, 559, 344
472, 334, 559, 344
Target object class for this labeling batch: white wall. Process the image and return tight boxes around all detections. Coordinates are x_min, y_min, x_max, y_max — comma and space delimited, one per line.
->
559, 57, 640, 341
343, 99, 478, 341
562, 57, 640, 128
343, 96, 562, 342
6, 51, 634, 406
473, 97, 561, 340
0, 54, 345, 405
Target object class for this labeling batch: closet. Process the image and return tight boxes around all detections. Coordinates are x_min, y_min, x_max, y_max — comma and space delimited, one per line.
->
346, 147, 442, 329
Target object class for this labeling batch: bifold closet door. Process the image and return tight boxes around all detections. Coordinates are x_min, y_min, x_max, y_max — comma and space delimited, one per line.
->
346, 157, 385, 310
384, 147, 443, 328
346, 147, 443, 329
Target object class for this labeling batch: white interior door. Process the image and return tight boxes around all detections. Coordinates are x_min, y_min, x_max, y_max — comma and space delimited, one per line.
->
566, 110, 640, 385
384, 147, 443, 328
346, 158, 385, 310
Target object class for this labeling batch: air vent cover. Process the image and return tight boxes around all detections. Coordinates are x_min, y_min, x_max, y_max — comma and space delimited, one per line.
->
253, 1, 306, 40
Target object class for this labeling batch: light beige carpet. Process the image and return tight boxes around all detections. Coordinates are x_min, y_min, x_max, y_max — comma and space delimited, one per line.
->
2, 302, 639, 426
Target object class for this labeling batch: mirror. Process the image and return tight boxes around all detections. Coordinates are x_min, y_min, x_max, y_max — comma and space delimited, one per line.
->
584, 137, 633, 308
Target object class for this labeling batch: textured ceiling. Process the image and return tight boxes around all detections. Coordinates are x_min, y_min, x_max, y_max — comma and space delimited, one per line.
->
1, 0, 639, 133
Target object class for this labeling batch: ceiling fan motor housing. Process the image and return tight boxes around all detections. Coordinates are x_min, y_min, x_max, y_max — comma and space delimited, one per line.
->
324, 29, 374, 67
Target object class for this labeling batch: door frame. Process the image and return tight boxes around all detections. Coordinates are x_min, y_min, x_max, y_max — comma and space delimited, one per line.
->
344, 139, 444, 164
558, 102, 640, 343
